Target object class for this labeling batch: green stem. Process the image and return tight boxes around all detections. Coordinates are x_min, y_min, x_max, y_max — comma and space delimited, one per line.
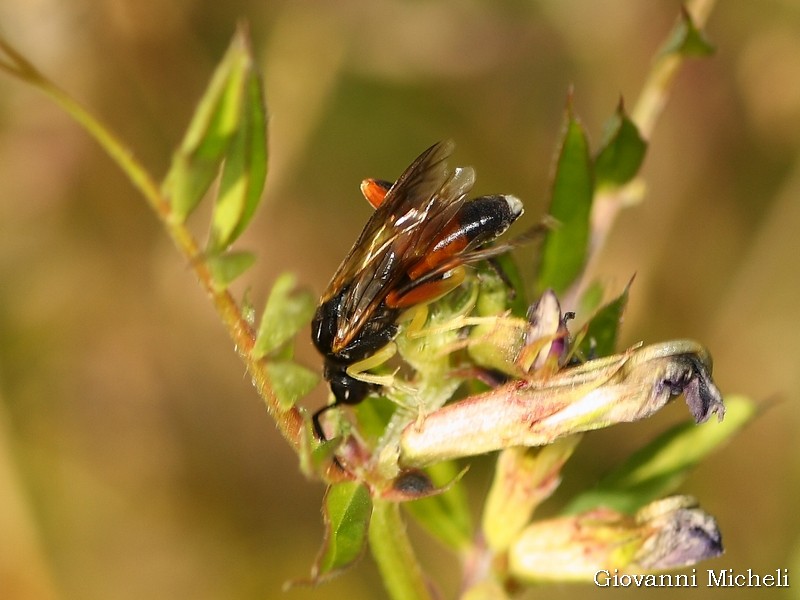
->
631, 0, 717, 140
369, 500, 434, 600
586, 0, 717, 275
0, 36, 304, 454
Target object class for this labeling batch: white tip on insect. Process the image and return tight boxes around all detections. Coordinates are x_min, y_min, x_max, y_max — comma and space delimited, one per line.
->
504, 195, 524, 218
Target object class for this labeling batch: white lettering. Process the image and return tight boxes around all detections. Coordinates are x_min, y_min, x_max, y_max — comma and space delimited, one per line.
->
707, 568, 790, 587
707, 569, 727, 586
674, 570, 698, 587
594, 570, 610, 587
593, 569, 702, 588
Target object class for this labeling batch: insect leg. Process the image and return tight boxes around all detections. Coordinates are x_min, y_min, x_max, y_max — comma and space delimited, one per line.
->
345, 342, 398, 386
359, 178, 392, 209
312, 403, 335, 441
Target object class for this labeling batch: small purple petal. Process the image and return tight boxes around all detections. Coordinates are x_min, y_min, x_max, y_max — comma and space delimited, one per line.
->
637, 505, 724, 570
658, 355, 725, 423
684, 356, 726, 422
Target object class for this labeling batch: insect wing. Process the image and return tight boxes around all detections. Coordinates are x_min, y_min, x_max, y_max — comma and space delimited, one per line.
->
323, 141, 476, 351
323, 141, 449, 298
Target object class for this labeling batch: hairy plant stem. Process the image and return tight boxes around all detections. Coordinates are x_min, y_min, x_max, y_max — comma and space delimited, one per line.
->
0, 37, 304, 454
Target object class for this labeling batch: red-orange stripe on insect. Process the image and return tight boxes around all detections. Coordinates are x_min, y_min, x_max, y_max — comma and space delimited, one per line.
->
406, 223, 469, 280
385, 267, 466, 308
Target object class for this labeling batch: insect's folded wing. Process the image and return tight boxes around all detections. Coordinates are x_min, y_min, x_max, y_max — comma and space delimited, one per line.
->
330, 142, 479, 347
323, 140, 455, 301
342, 164, 477, 333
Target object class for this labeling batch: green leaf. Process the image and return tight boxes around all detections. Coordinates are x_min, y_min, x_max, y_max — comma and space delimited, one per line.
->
312, 482, 372, 580
163, 27, 252, 222
481, 255, 528, 318
253, 273, 317, 359
577, 279, 631, 358
300, 414, 341, 478
660, 7, 715, 58
577, 280, 604, 317
537, 105, 593, 294
208, 69, 268, 252
594, 101, 647, 189
354, 396, 397, 444
563, 395, 757, 515
206, 251, 256, 290
403, 460, 473, 551
265, 360, 319, 411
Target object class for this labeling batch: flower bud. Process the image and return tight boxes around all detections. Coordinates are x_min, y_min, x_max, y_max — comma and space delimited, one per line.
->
400, 341, 724, 467
508, 495, 722, 582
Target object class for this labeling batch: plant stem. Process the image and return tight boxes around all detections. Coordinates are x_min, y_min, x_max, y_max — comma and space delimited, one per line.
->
586, 0, 717, 277
370, 500, 434, 600
632, 0, 717, 140
0, 37, 304, 453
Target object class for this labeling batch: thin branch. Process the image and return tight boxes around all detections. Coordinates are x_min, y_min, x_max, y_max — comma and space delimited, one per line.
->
631, 0, 717, 139
0, 36, 304, 454
586, 0, 718, 283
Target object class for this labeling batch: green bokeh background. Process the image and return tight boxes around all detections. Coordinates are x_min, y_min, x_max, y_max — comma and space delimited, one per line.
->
1, 1, 798, 598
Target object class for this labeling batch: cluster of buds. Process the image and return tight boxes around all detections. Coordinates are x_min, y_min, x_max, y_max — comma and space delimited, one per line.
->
383, 282, 728, 585
399, 288, 725, 468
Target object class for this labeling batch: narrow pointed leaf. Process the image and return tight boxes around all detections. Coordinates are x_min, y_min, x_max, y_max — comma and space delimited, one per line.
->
163, 28, 251, 221
304, 426, 342, 477
577, 280, 604, 317
310, 482, 372, 580
208, 69, 268, 251
206, 251, 256, 290
564, 395, 756, 515
537, 107, 593, 294
265, 360, 319, 411
594, 102, 647, 189
253, 273, 316, 359
577, 280, 631, 358
660, 8, 715, 58
402, 460, 473, 551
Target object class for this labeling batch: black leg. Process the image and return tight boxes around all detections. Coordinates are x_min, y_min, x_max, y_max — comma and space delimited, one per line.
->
311, 402, 338, 441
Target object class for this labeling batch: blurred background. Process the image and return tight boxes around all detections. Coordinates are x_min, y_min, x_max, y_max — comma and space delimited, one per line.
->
0, 1, 798, 598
